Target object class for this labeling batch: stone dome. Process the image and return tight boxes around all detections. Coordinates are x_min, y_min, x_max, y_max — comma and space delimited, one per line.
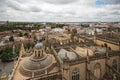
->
22, 54, 52, 70
35, 42, 43, 49
19, 54, 54, 77
19, 42, 54, 77
58, 49, 78, 61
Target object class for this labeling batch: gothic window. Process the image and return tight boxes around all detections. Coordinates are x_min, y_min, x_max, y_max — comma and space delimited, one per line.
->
72, 68, 79, 80
38, 51, 40, 57
94, 63, 101, 79
112, 59, 117, 71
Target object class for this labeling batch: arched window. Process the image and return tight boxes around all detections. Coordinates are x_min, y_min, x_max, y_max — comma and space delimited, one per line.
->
108, 47, 111, 51
94, 63, 101, 79
104, 43, 108, 48
38, 51, 40, 57
112, 59, 117, 71
72, 68, 79, 80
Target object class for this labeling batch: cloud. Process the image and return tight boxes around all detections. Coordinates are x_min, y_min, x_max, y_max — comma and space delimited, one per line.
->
7, 0, 27, 11
40, 0, 79, 4
0, 0, 119, 22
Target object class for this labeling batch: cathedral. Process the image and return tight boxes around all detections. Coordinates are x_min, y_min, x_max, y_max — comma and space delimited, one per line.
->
10, 29, 120, 80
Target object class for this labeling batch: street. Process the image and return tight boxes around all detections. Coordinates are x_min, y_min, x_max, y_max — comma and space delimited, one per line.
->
0, 59, 14, 79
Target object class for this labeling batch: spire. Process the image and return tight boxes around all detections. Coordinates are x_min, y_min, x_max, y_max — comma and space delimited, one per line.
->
13, 44, 16, 57
45, 30, 48, 44
45, 30, 49, 49
20, 43, 25, 57
94, 28, 97, 43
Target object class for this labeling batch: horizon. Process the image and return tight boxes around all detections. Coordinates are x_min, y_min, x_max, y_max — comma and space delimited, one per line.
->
0, 21, 120, 23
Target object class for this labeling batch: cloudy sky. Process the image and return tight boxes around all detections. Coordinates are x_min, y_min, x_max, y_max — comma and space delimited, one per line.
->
0, 0, 120, 22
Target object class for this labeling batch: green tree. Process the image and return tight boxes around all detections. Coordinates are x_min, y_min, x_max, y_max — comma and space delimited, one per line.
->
0, 47, 13, 62
9, 36, 14, 42
25, 42, 35, 49
19, 32, 23, 37
24, 33, 29, 37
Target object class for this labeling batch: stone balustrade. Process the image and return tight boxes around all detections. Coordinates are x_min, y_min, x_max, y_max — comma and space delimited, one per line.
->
19, 62, 57, 77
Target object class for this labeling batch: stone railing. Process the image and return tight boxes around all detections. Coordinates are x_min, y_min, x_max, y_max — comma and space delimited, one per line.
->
8, 57, 21, 80
96, 37, 120, 46
26, 71, 61, 80
109, 51, 120, 56
66, 51, 120, 66
19, 62, 57, 77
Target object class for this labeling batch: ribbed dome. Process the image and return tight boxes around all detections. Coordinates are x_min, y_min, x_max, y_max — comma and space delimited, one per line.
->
22, 55, 52, 70
19, 42, 55, 77
35, 42, 43, 49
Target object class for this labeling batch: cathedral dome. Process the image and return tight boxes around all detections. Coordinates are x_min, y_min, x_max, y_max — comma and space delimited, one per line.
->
19, 42, 55, 77
35, 42, 43, 49
22, 54, 52, 70
19, 54, 54, 77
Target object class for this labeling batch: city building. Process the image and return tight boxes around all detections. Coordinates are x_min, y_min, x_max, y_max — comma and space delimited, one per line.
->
9, 29, 120, 80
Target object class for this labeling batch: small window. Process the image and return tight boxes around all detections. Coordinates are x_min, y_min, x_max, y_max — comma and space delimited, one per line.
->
94, 63, 101, 79
72, 68, 80, 80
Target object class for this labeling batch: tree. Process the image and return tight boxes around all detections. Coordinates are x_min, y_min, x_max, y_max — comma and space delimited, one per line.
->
72, 28, 77, 34
0, 47, 13, 62
9, 36, 14, 42
19, 32, 23, 37
25, 42, 35, 49
24, 33, 29, 37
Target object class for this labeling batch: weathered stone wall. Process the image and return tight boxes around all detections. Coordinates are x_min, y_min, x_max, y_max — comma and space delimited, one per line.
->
65, 55, 120, 80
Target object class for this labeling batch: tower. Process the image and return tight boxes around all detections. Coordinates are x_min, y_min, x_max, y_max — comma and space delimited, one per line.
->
45, 30, 50, 50
94, 27, 97, 43
13, 44, 16, 57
